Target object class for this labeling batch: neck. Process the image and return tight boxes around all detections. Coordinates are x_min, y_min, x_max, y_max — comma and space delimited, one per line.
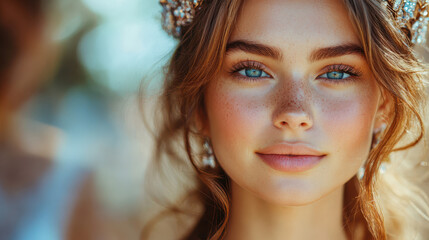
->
225, 181, 348, 240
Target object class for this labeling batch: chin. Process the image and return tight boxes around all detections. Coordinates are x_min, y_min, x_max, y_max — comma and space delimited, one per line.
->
248, 179, 327, 206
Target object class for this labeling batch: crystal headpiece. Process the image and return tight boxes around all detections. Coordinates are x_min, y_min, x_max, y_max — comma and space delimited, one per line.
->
160, 0, 203, 38
160, 0, 429, 44
382, 0, 428, 44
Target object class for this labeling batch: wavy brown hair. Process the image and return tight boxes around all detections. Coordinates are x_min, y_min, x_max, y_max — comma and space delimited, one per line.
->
141, 0, 429, 239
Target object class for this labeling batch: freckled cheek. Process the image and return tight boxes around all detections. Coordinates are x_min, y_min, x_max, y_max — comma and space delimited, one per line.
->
205, 85, 267, 154
319, 94, 377, 157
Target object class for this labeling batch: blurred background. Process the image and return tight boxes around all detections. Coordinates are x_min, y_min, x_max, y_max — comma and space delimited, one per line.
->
0, 0, 428, 240
0, 0, 176, 239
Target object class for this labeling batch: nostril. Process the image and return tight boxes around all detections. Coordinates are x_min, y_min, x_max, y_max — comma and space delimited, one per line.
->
274, 115, 313, 130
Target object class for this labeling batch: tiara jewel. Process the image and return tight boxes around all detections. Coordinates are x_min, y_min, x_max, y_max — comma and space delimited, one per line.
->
382, 0, 429, 44
160, 0, 203, 38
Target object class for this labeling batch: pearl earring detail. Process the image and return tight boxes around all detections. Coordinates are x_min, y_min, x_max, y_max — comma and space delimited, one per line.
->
202, 138, 216, 168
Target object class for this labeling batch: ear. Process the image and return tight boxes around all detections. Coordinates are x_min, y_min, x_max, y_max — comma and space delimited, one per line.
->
373, 87, 394, 131
192, 106, 211, 137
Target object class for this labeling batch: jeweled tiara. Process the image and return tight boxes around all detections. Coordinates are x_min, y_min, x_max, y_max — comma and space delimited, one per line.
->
159, 0, 203, 38
382, 0, 428, 44
160, 0, 428, 44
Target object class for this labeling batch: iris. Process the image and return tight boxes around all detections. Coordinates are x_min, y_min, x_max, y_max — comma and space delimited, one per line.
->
321, 71, 350, 80
239, 68, 270, 78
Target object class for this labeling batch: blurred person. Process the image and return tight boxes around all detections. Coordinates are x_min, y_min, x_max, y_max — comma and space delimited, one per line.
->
142, 0, 429, 239
0, 0, 66, 239
0, 1, 153, 240
0, 0, 60, 151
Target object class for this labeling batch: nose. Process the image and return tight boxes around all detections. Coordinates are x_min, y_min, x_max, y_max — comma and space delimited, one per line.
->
274, 111, 313, 131
272, 82, 313, 131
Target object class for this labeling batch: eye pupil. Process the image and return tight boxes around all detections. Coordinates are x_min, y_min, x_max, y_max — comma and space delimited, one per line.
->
245, 69, 262, 77
327, 71, 344, 79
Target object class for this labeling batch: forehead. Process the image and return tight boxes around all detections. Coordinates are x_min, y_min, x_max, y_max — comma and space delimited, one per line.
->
230, 0, 360, 55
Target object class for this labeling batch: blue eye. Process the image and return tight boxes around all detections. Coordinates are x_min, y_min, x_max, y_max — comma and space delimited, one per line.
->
319, 71, 351, 80
230, 61, 272, 81
238, 68, 270, 78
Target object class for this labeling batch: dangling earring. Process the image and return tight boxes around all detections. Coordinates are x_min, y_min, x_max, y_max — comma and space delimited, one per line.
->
202, 138, 216, 168
358, 123, 387, 180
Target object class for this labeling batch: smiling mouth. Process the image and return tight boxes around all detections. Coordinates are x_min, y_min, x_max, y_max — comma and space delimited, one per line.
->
256, 153, 325, 172
255, 142, 326, 172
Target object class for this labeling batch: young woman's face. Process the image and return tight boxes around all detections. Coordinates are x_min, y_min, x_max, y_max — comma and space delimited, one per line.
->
203, 0, 389, 204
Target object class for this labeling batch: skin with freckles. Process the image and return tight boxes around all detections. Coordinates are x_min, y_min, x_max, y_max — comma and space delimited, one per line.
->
201, 0, 392, 239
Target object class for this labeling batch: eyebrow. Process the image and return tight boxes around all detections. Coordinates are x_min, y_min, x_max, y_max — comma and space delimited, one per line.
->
225, 40, 364, 62
309, 43, 364, 62
226, 40, 283, 61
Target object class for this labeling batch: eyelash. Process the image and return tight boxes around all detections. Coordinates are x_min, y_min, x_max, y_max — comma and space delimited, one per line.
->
228, 61, 271, 81
228, 61, 362, 83
318, 64, 362, 84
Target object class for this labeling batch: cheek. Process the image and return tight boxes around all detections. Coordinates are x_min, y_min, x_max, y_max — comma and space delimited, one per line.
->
204, 80, 268, 163
318, 86, 379, 163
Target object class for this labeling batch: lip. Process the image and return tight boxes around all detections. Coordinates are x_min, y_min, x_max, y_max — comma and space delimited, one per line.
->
256, 142, 326, 172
